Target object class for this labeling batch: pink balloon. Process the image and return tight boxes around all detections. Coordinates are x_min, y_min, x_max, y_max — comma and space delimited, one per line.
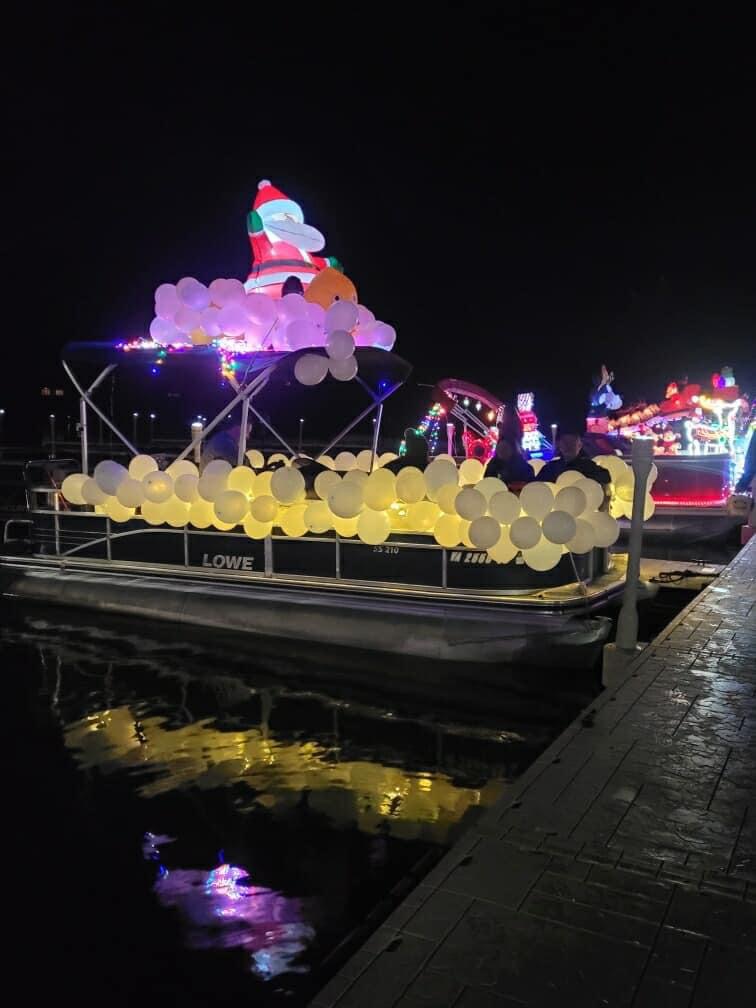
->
217, 304, 248, 337
177, 277, 210, 311
305, 301, 326, 327
277, 293, 307, 325
155, 284, 181, 320
201, 307, 222, 338
149, 317, 175, 344
209, 278, 246, 307
239, 325, 264, 351
357, 304, 375, 328
370, 322, 396, 350
286, 319, 318, 351
175, 306, 202, 332
353, 322, 377, 347
244, 292, 277, 327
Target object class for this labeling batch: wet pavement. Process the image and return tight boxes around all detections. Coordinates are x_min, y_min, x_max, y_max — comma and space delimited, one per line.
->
314, 537, 756, 1007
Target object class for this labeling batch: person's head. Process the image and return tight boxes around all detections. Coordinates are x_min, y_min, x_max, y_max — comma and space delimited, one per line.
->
557, 433, 583, 461
495, 436, 518, 461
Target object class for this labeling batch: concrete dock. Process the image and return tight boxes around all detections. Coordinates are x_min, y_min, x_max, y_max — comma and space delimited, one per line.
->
312, 537, 756, 1007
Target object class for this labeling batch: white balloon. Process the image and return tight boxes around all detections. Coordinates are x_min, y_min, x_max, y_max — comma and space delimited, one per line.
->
214, 489, 248, 525
554, 486, 587, 517
325, 329, 355, 361
468, 516, 502, 550
175, 306, 203, 333
314, 470, 342, 500
294, 353, 329, 386
209, 278, 246, 307
488, 490, 520, 525
142, 471, 173, 503
555, 470, 584, 488
270, 466, 306, 504
542, 510, 577, 545
174, 473, 200, 503
455, 487, 486, 521
510, 516, 541, 550
329, 355, 358, 381
328, 482, 364, 519
424, 459, 459, 491
81, 477, 107, 505
586, 511, 620, 547
519, 482, 554, 520
94, 460, 128, 496
243, 292, 277, 327
575, 477, 605, 512
567, 518, 596, 554
128, 454, 158, 480
155, 283, 181, 320
325, 300, 359, 333
529, 458, 545, 475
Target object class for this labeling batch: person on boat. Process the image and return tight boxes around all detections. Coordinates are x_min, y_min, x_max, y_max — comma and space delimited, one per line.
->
485, 435, 533, 487
384, 429, 428, 474
536, 431, 611, 486
735, 428, 756, 495
201, 420, 253, 471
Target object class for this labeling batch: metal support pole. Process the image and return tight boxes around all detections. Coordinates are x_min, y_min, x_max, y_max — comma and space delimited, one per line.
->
616, 438, 653, 650
238, 398, 250, 466
319, 382, 403, 460
80, 398, 88, 474
63, 361, 138, 456
246, 403, 299, 459
369, 403, 383, 472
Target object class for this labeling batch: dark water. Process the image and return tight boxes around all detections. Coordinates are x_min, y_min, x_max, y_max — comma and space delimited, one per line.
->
2, 605, 596, 1006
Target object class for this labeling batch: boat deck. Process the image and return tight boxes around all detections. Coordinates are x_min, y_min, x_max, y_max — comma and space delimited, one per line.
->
312, 537, 756, 1007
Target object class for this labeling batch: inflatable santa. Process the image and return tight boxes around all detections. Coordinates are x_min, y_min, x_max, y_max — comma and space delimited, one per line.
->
245, 180, 342, 297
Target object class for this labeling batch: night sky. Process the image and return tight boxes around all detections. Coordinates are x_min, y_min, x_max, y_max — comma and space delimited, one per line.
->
7, 8, 755, 439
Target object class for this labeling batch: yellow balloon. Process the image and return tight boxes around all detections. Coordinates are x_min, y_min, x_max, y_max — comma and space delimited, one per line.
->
315, 455, 335, 469
344, 469, 369, 488
437, 483, 460, 515
61, 473, 87, 506
116, 478, 146, 508
332, 515, 359, 537
140, 500, 169, 525
267, 453, 289, 467
377, 452, 398, 467
477, 477, 505, 502
164, 499, 190, 528
245, 449, 265, 470
522, 539, 562, 571
255, 470, 273, 496
250, 495, 278, 523
304, 500, 332, 534
433, 513, 462, 548
357, 508, 391, 545
355, 449, 374, 472
227, 466, 256, 495
280, 504, 308, 537
166, 459, 199, 480
315, 469, 342, 500
243, 514, 272, 539
407, 500, 440, 531
190, 327, 211, 345
363, 469, 396, 510
128, 455, 158, 480
488, 490, 520, 525
396, 467, 426, 503
104, 498, 135, 523
189, 498, 215, 529
271, 466, 306, 504
487, 530, 518, 564
459, 458, 484, 485
143, 471, 174, 504
519, 482, 554, 520
334, 451, 357, 471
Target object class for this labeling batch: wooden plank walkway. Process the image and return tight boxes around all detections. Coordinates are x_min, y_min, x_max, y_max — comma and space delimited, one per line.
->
312, 537, 756, 1007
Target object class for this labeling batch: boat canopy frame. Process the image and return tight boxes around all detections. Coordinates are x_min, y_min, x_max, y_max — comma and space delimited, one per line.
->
61, 344, 411, 474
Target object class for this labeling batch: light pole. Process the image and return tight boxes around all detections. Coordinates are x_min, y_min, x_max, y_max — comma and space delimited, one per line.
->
551, 423, 558, 451
0, 408, 4, 439
49, 414, 56, 458
191, 420, 203, 466
298, 417, 304, 455
132, 412, 139, 448
149, 412, 156, 444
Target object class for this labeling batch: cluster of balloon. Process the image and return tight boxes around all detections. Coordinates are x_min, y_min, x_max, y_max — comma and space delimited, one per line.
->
147, 277, 396, 367
59, 450, 642, 571
588, 454, 658, 521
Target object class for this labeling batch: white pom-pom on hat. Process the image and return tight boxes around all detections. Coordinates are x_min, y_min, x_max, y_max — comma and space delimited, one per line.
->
258, 179, 272, 189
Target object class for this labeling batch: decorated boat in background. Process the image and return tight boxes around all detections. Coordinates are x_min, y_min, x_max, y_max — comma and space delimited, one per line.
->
0, 181, 655, 669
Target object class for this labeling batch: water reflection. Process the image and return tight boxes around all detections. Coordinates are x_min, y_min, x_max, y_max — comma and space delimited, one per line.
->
2, 606, 570, 1003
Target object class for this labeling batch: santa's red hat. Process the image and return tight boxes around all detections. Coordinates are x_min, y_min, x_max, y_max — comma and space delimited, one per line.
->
253, 179, 301, 219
